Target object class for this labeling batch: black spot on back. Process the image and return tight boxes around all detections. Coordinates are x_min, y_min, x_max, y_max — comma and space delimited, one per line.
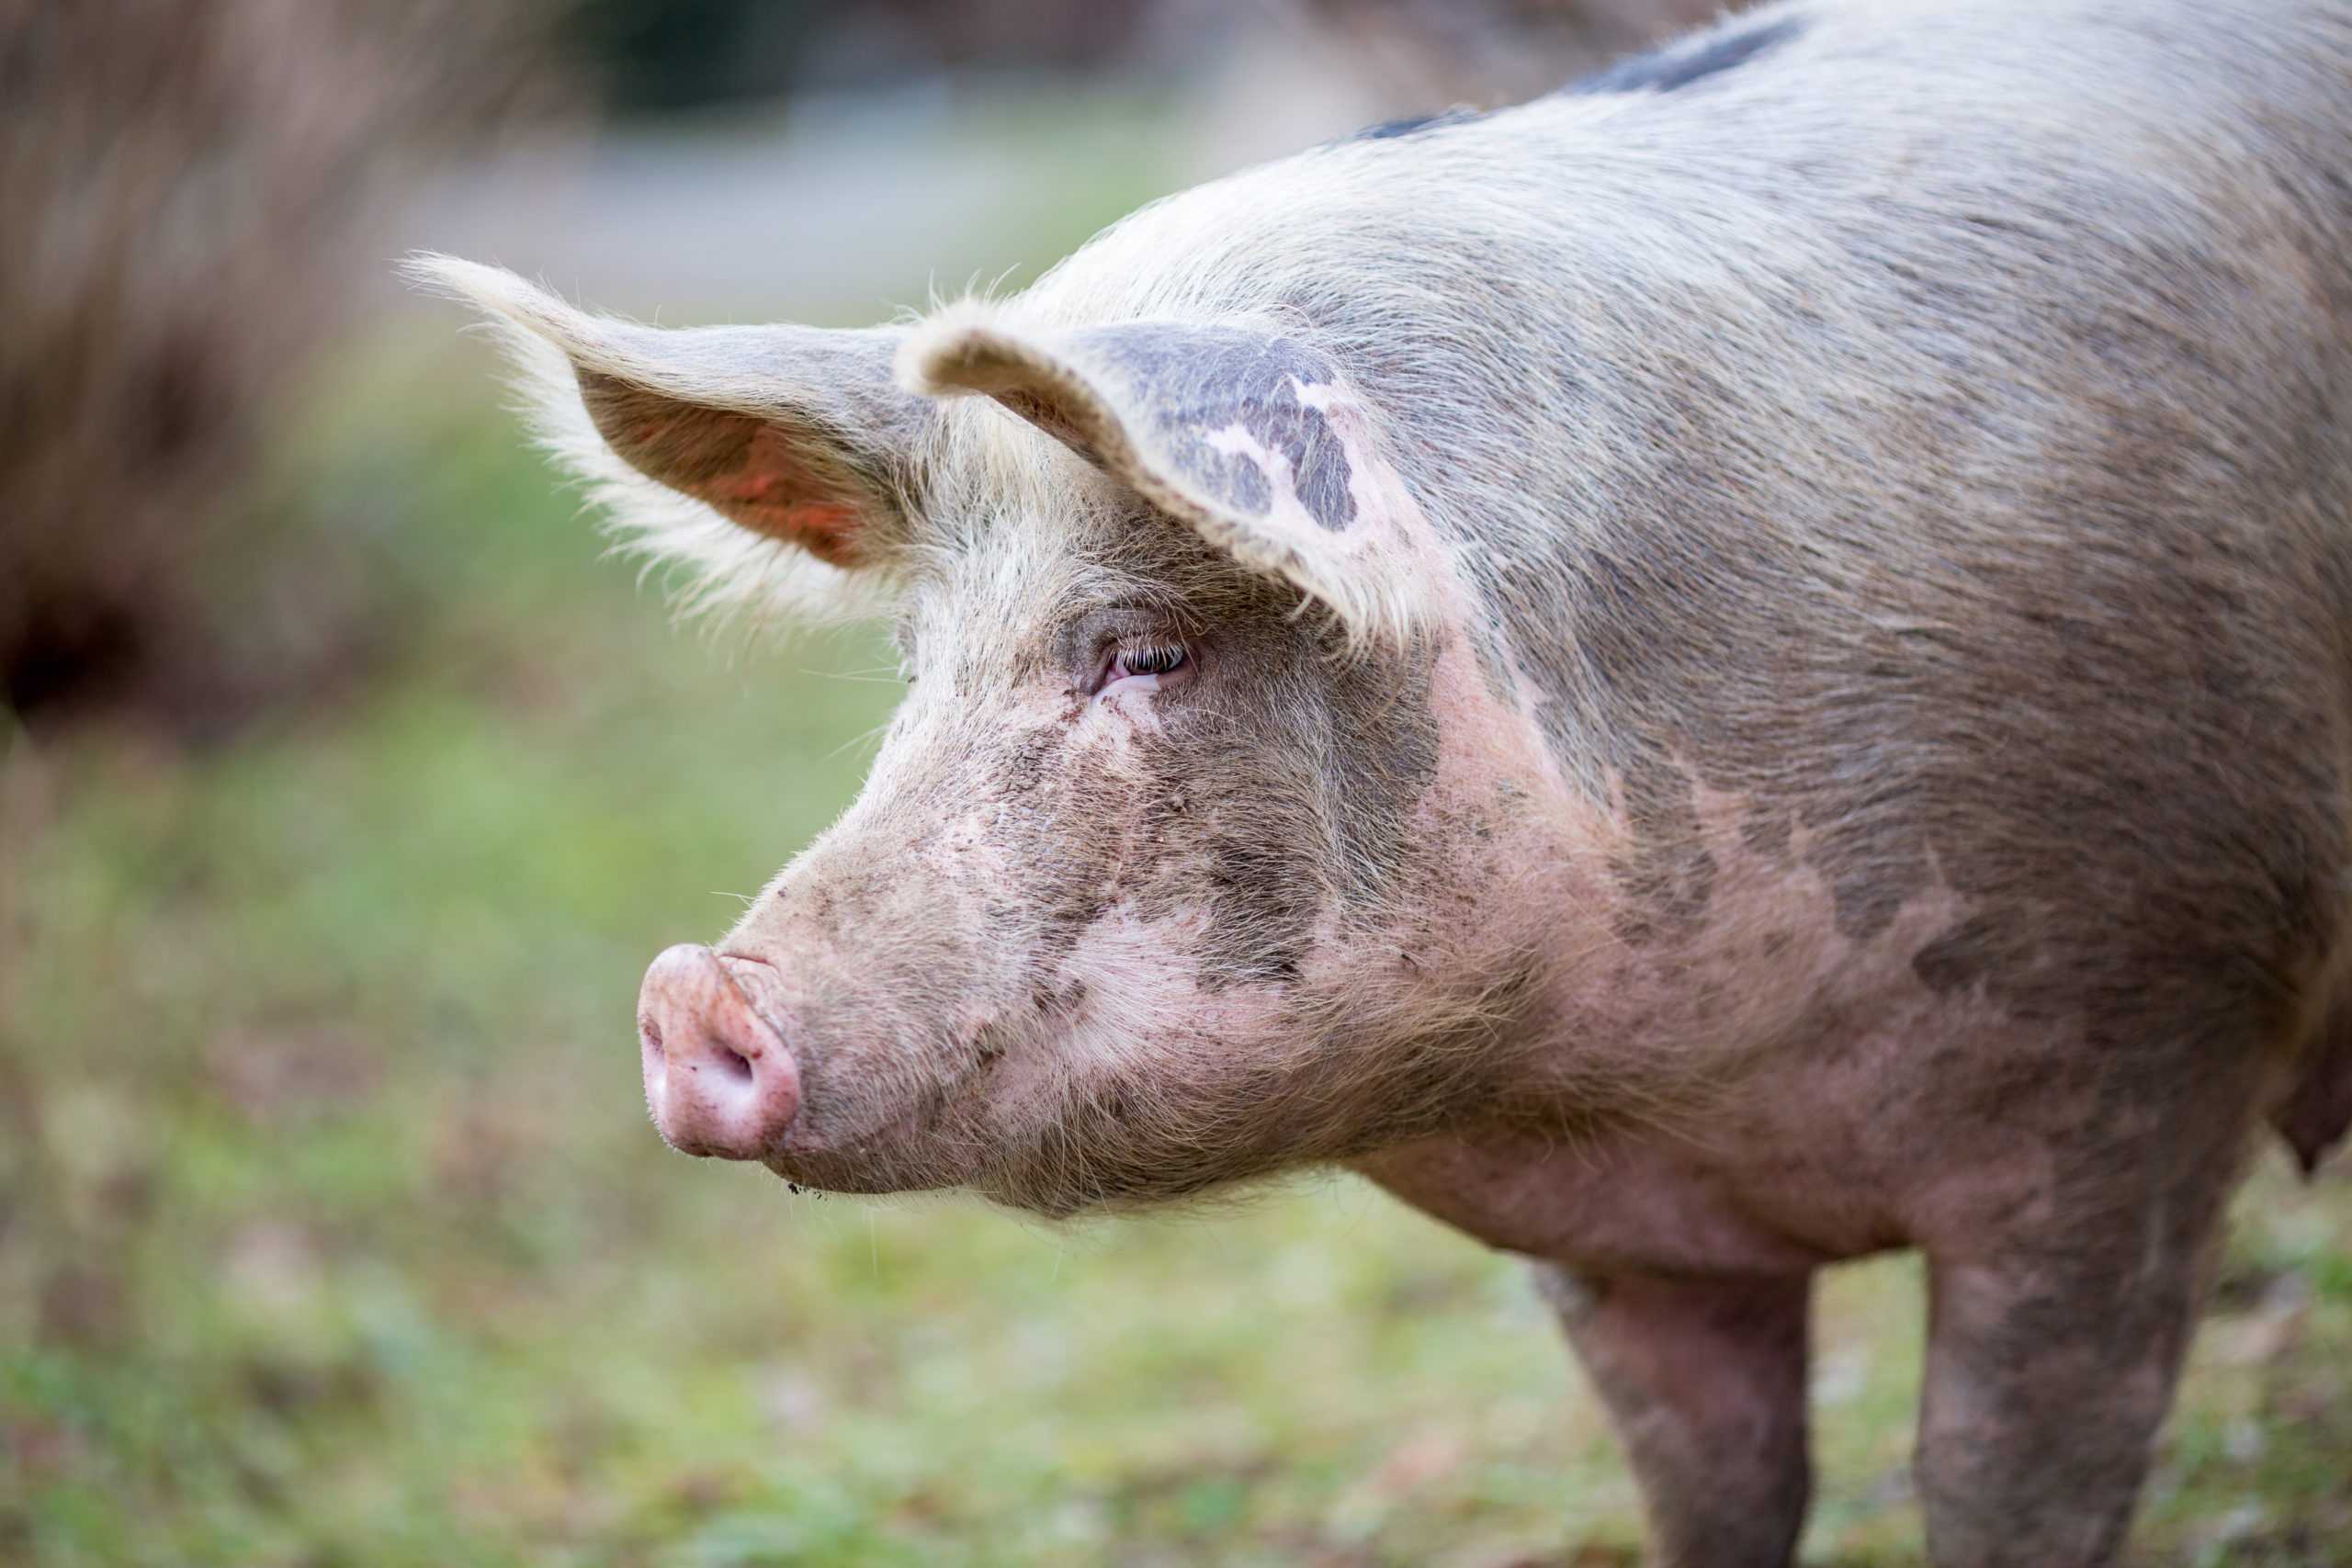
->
1342, 107, 1483, 143
1566, 16, 1802, 96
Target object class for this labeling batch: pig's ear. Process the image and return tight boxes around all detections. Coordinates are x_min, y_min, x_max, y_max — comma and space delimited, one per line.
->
900, 311, 1430, 641
407, 254, 928, 622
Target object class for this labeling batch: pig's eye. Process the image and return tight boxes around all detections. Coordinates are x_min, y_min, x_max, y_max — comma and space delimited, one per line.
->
1113, 644, 1187, 680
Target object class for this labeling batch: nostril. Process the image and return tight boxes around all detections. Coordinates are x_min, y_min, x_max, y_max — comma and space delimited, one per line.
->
715, 1045, 754, 1084
640, 1016, 665, 1059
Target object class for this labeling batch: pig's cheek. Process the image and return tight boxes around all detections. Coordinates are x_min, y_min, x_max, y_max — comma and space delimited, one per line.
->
969, 1037, 1074, 1135
935, 813, 1014, 901
1065, 916, 1215, 1028
1080, 685, 1170, 740
1050, 908, 1292, 1052
1287, 921, 1435, 1033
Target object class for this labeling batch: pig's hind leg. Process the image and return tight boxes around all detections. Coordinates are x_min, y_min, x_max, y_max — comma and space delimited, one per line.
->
1912, 1193, 2227, 1567
1535, 1265, 1813, 1568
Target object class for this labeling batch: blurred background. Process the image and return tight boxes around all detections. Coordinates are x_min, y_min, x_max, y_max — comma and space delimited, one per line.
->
3, 2, 2346, 1563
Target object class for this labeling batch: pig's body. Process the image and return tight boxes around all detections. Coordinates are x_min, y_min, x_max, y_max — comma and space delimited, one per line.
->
422, 1, 2352, 1562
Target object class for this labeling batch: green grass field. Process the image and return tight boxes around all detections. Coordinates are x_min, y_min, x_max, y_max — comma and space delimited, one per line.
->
3, 320, 2347, 1566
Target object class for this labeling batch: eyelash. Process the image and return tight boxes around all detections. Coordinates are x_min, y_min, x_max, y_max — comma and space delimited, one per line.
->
1116, 644, 1186, 678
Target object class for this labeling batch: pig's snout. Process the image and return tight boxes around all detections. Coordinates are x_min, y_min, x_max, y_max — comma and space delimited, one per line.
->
638, 943, 801, 1159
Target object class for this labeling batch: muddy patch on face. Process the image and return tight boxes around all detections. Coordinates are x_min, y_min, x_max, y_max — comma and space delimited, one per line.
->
1326, 634, 1444, 905
1063, 595, 1449, 991
975, 719, 1132, 972
1121, 698, 1329, 989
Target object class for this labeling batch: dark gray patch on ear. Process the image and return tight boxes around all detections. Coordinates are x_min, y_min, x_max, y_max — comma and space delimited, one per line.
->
1566, 16, 1802, 95
1050, 322, 1362, 534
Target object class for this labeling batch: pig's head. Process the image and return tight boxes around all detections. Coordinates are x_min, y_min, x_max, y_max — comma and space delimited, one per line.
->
417, 258, 1570, 1217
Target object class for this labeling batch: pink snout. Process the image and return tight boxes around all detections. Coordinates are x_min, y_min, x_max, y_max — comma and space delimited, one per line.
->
638, 943, 801, 1159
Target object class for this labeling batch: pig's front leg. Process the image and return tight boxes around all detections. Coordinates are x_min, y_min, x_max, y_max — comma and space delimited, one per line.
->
1534, 1264, 1813, 1568
1914, 1224, 2211, 1568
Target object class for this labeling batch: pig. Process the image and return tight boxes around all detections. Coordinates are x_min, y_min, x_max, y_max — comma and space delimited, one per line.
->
414, 0, 2352, 1561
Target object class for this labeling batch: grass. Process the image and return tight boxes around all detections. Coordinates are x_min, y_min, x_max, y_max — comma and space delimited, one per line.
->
2, 329, 2348, 1567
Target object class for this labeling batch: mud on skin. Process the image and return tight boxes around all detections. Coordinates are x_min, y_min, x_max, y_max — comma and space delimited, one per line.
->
420, 0, 2352, 1562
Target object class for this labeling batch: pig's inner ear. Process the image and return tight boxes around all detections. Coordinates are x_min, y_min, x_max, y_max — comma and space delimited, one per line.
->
409, 256, 925, 570
575, 368, 895, 568
902, 315, 1417, 637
